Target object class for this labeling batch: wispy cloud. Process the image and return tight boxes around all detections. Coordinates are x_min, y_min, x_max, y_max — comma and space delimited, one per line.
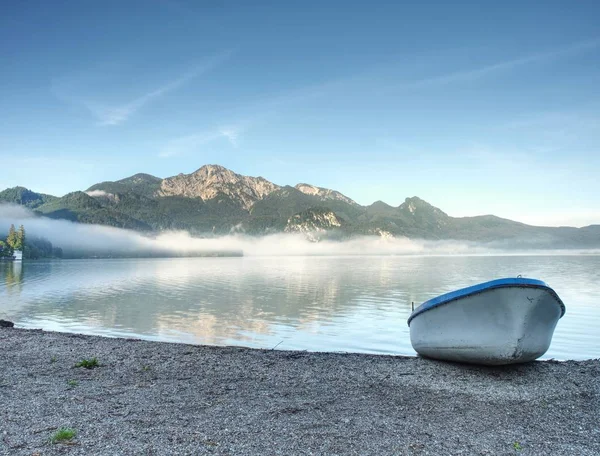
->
159, 125, 242, 158
226, 38, 600, 111
395, 38, 600, 90
88, 67, 202, 126
157, 38, 600, 145
218, 127, 241, 148
55, 51, 232, 126
99, 52, 232, 126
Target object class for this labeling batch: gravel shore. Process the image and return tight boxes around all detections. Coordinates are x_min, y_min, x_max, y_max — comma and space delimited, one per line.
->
0, 327, 598, 455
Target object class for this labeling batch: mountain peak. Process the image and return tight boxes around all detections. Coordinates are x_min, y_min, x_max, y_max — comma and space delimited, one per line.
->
194, 164, 230, 175
403, 196, 430, 205
0, 186, 57, 208
370, 200, 394, 209
366, 200, 396, 216
400, 196, 447, 216
120, 173, 161, 183
160, 165, 280, 209
191, 164, 240, 182
87, 173, 161, 198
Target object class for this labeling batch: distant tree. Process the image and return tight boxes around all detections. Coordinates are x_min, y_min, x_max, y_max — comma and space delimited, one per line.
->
6, 224, 17, 249
15, 225, 25, 251
0, 240, 12, 257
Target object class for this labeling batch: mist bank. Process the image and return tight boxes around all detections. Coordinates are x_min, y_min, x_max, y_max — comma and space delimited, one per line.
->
1, 204, 598, 258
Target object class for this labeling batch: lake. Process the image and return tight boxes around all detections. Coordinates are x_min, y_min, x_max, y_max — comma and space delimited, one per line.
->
1, 255, 599, 360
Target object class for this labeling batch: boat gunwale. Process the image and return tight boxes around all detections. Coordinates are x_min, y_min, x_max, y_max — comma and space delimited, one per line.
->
407, 278, 566, 326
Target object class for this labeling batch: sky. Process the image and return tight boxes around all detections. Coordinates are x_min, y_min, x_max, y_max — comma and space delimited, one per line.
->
1, 0, 599, 227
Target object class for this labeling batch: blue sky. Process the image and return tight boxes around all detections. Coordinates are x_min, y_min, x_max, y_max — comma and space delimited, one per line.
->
1, 1, 599, 227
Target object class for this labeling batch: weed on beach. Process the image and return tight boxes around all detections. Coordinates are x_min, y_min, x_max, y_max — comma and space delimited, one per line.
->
50, 427, 76, 444
513, 441, 522, 451
75, 358, 99, 369
67, 379, 78, 388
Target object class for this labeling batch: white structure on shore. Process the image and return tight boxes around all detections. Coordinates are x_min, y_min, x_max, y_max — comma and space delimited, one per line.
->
13, 250, 23, 261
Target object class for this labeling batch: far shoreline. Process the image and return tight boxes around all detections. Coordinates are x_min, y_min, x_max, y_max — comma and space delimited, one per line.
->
3, 249, 600, 261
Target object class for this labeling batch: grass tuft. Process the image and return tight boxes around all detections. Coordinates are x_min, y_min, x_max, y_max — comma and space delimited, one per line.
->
513, 441, 522, 451
50, 427, 76, 444
67, 379, 78, 388
75, 357, 99, 369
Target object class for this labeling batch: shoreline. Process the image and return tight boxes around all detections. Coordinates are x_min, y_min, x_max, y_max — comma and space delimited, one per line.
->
1, 327, 598, 455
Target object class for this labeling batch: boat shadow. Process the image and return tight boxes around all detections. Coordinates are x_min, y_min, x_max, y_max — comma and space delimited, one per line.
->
416, 355, 565, 380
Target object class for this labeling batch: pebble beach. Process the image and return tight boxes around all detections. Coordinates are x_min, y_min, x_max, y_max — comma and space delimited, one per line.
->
0, 327, 598, 455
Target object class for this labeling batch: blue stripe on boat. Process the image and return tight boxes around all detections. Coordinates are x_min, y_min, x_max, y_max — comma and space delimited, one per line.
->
407, 277, 566, 326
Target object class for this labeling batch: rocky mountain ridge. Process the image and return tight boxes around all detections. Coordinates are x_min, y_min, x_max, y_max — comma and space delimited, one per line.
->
284, 208, 345, 242
294, 183, 358, 206
1, 165, 600, 248
158, 165, 281, 210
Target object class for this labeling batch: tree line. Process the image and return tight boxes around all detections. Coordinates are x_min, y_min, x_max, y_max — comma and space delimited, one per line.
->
0, 225, 62, 259
0, 224, 25, 257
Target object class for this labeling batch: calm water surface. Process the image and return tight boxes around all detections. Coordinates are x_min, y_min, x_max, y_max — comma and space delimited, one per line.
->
1, 256, 599, 360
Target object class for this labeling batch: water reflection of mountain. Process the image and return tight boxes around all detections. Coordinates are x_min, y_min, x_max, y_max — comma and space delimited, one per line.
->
3, 257, 421, 343
3, 256, 599, 356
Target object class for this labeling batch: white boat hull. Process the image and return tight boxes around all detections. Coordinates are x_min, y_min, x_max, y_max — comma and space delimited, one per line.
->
409, 284, 564, 365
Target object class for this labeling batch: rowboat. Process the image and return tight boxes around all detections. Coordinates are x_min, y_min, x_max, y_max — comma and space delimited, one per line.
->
407, 278, 565, 365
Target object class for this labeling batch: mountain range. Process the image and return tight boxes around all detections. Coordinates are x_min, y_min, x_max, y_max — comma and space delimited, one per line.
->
1, 164, 599, 248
